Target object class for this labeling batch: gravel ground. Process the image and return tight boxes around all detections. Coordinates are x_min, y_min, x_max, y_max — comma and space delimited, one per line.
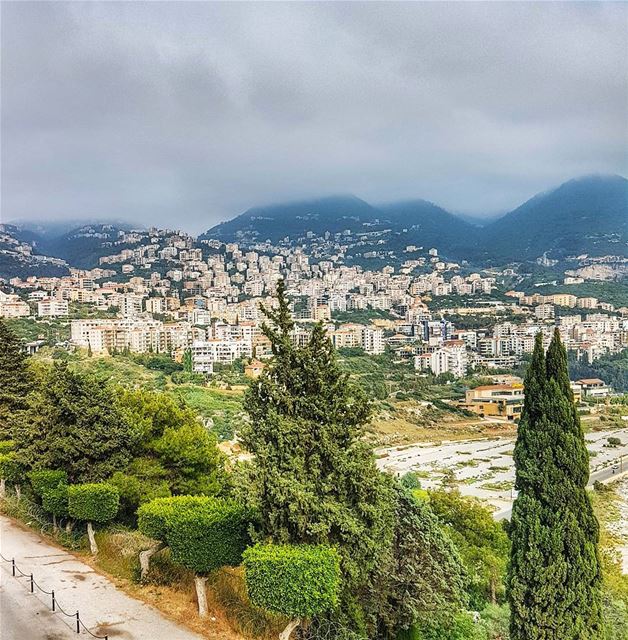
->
377, 427, 628, 516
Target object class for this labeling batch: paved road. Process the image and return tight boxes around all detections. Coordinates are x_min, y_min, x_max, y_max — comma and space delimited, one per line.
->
494, 467, 628, 521
1, 568, 74, 640
0, 516, 204, 640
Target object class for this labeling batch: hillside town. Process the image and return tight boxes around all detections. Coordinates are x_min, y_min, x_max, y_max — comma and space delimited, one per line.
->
0, 226, 625, 392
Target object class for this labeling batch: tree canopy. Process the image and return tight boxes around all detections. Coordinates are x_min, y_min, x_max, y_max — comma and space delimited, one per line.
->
241, 280, 395, 626
367, 485, 467, 637
0, 319, 31, 440
15, 362, 137, 482
429, 489, 510, 609
243, 543, 341, 619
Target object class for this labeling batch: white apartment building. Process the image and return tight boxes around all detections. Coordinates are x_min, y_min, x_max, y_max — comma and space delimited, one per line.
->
361, 326, 385, 355
119, 294, 143, 318
414, 340, 467, 377
534, 304, 555, 320
70, 318, 194, 354
190, 337, 252, 373
145, 297, 166, 314
37, 298, 68, 317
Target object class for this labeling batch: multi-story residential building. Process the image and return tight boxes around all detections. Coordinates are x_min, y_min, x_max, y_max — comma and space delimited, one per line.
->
190, 337, 252, 373
575, 378, 610, 398
361, 326, 385, 355
0, 292, 30, 318
534, 303, 555, 319
37, 298, 68, 317
414, 339, 467, 377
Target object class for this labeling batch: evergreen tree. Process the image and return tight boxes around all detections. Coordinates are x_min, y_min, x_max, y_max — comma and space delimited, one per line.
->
366, 484, 467, 637
15, 362, 137, 482
508, 330, 602, 639
241, 280, 395, 627
0, 319, 31, 440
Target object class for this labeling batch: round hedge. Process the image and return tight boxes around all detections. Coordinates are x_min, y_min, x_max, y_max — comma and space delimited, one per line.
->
42, 484, 69, 518
68, 483, 119, 523
0, 452, 21, 483
28, 470, 68, 497
166, 500, 252, 574
243, 544, 340, 618
137, 495, 218, 542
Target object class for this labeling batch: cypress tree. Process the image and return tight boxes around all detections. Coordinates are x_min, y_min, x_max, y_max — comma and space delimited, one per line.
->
241, 280, 395, 627
508, 330, 602, 639
0, 319, 31, 440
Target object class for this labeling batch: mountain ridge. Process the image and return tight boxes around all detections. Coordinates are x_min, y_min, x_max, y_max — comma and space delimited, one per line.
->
5, 174, 626, 270
201, 174, 627, 263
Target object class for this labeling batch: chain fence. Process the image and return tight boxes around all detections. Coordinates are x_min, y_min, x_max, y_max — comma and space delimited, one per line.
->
0, 551, 109, 639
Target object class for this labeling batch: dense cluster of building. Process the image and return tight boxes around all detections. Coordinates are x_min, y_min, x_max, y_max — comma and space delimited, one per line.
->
1, 226, 626, 382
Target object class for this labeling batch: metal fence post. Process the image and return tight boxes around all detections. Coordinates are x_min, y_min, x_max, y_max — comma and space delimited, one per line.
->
76, 611, 80, 634
11, 559, 15, 577
30, 574, 34, 593
52, 590, 55, 612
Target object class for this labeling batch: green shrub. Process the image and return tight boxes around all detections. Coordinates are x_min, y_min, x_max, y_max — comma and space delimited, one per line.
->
109, 471, 171, 524
68, 483, 119, 523
400, 472, 422, 491
42, 484, 69, 518
243, 544, 341, 618
167, 500, 251, 574
410, 612, 487, 640
137, 495, 217, 542
0, 440, 15, 455
0, 452, 21, 483
28, 470, 68, 497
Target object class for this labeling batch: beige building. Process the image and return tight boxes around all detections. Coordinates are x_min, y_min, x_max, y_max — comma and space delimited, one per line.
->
459, 384, 524, 421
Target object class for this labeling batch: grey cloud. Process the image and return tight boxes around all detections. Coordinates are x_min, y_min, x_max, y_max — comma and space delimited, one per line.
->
1, 1, 626, 232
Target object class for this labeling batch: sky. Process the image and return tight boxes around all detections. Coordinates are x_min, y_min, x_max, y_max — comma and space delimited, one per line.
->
1, 1, 627, 233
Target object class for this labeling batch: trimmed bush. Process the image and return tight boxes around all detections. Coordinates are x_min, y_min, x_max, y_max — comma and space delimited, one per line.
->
0, 440, 15, 455
68, 483, 119, 523
28, 470, 68, 497
137, 495, 217, 542
0, 452, 21, 483
167, 500, 251, 574
42, 484, 69, 518
243, 544, 340, 618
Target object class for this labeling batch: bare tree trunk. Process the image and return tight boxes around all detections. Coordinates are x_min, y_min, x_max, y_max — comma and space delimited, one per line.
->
86, 522, 98, 555
52, 514, 58, 532
15, 484, 21, 502
194, 575, 208, 618
279, 619, 301, 640
139, 541, 165, 581
65, 519, 74, 534
0, 478, 5, 499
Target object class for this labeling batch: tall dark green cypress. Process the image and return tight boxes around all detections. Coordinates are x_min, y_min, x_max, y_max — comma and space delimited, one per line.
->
508, 330, 602, 639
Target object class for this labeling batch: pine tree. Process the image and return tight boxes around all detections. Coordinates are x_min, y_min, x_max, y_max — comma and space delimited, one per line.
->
15, 362, 138, 482
0, 319, 31, 440
508, 330, 602, 639
241, 280, 395, 626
